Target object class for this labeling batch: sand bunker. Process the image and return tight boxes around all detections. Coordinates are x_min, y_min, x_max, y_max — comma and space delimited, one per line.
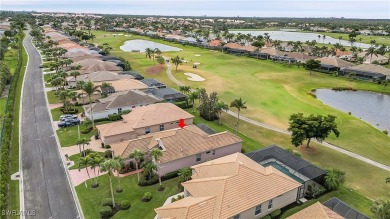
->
194, 54, 201, 56
112, 34, 124, 36
184, 73, 205, 82
193, 62, 201, 65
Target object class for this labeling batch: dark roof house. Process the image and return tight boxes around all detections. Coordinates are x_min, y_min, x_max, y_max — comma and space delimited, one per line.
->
146, 88, 186, 101
141, 78, 167, 89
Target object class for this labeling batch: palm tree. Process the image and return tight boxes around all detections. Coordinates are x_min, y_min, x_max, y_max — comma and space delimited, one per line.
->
129, 149, 144, 182
370, 199, 390, 219
78, 156, 92, 187
149, 148, 163, 186
113, 156, 125, 192
145, 48, 153, 59
179, 86, 191, 95
215, 101, 229, 125
187, 91, 199, 112
338, 36, 342, 43
80, 81, 101, 127
76, 138, 91, 157
100, 159, 118, 207
324, 168, 346, 190
89, 153, 104, 187
58, 90, 77, 112
57, 70, 68, 89
178, 167, 192, 182
51, 77, 63, 94
230, 98, 247, 132
70, 71, 80, 83
171, 55, 182, 71
153, 48, 162, 66
322, 35, 326, 44
366, 46, 378, 63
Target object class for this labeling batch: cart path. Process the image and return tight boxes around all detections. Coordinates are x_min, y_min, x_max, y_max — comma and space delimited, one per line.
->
164, 60, 390, 172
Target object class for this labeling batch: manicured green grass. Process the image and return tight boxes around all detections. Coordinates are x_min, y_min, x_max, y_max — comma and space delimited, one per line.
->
75, 174, 181, 219
4, 48, 19, 75
46, 90, 62, 104
316, 31, 390, 47
43, 73, 54, 87
68, 152, 105, 170
50, 105, 83, 121
91, 30, 390, 167
56, 121, 110, 147
9, 34, 28, 218
280, 186, 374, 218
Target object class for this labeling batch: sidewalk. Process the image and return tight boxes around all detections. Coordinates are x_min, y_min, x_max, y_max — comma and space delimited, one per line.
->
69, 167, 143, 186
62, 136, 107, 157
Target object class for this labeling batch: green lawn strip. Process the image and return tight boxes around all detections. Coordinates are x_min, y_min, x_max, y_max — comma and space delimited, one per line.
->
280, 186, 374, 218
67, 152, 106, 170
50, 105, 84, 121
9, 32, 28, 217
56, 121, 110, 147
4, 48, 19, 74
75, 174, 181, 219
90, 30, 390, 167
46, 90, 62, 104
43, 73, 54, 87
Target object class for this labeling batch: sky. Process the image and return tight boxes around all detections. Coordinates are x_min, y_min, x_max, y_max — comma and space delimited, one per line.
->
1, 0, 390, 19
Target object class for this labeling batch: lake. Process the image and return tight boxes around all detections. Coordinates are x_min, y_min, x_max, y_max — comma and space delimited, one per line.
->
229, 30, 371, 49
120, 39, 182, 52
315, 89, 390, 133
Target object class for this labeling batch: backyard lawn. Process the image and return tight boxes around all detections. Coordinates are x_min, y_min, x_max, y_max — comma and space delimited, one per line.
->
191, 111, 390, 203
91, 30, 390, 167
76, 174, 181, 219
50, 105, 84, 121
46, 90, 62, 104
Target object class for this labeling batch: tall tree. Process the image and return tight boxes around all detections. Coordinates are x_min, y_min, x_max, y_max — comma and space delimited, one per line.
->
76, 138, 91, 157
365, 46, 378, 63
113, 156, 125, 192
288, 113, 340, 148
305, 59, 321, 74
78, 156, 92, 187
149, 148, 163, 186
215, 101, 229, 125
187, 91, 199, 112
80, 81, 101, 127
230, 98, 247, 132
100, 159, 118, 207
129, 149, 144, 182
171, 55, 182, 71
88, 153, 104, 187
178, 167, 192, 182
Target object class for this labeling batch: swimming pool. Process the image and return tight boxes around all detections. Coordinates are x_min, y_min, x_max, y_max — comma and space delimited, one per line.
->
263, 162, 305, 183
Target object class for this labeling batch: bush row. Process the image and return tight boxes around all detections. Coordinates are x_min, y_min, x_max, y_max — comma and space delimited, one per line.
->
0, 31, 24, 214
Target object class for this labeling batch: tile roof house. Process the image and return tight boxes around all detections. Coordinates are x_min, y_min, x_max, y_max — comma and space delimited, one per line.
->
66, 71, 134, 87
339, 64, 390, 81
71, 58, 123, 74
96, 103, 194, 145
155, 153, 301, 219
358, 52, 389, 64
83, 90, 159, 120
111, 125, 242, 176
317, 57, 355, 69
287, 202, 343, 219
95, 79, 148, 93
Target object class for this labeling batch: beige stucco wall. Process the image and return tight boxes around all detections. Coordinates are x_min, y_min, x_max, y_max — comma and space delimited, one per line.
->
157, 142, 242, 176
227, 188, 298, 219
101, 118, 194, 145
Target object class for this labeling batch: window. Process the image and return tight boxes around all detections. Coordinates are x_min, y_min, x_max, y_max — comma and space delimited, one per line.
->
255, 205, 262, 215
233, 214, 240, 219
118, 108, 122, 113
196, 154, 201, 162
268, 200, 273, 209
160, 124, 165, 131
132, 106, 136, 108
206, 151, 211, 154
212, 150, 216, 155
145, 127, 151, 134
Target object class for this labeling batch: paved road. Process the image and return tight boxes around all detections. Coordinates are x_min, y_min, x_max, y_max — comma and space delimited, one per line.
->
21, 29, 80, 218
165, 60, 390, 172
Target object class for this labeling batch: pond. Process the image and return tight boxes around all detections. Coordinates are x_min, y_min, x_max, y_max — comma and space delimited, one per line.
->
120, 39, 182, 52
229, 30, 371, 48
315, 89, 390, 133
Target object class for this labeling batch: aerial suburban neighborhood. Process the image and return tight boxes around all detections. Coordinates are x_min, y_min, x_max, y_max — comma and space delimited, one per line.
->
0, 1, 390, 219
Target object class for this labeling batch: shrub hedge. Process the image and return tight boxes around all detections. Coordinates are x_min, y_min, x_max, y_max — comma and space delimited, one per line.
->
120, 200, 131, 210
0, 30, 24, 213
101, 198, 114, 207
99, 206, 113, 218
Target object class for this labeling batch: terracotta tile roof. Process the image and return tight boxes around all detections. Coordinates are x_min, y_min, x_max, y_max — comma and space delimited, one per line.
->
358, 52, 389, 62
155, 196, 217, 219
67, 71, 134, 83
96, 103, 194, 137
70, 54, 102, 62
156, 153, 301, 219
260, 47, 283, 56
208, 40, 221, 47
72, 58, 122, 74
287, 202, 344, 219
317, 57, 355, 68
336, 49, 352, 57
223, 42, 242, 49
111, 125, 242, 163
84, 90, 158, 114
96, 79, 148, 92
345, 64, 390, 76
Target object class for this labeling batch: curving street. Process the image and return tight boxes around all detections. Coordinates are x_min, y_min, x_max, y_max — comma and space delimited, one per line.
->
20, 29, 80, 218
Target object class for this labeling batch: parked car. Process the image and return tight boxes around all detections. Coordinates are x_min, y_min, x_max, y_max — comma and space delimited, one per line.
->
60, 114, 78, 121
58, 118, 81, 128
